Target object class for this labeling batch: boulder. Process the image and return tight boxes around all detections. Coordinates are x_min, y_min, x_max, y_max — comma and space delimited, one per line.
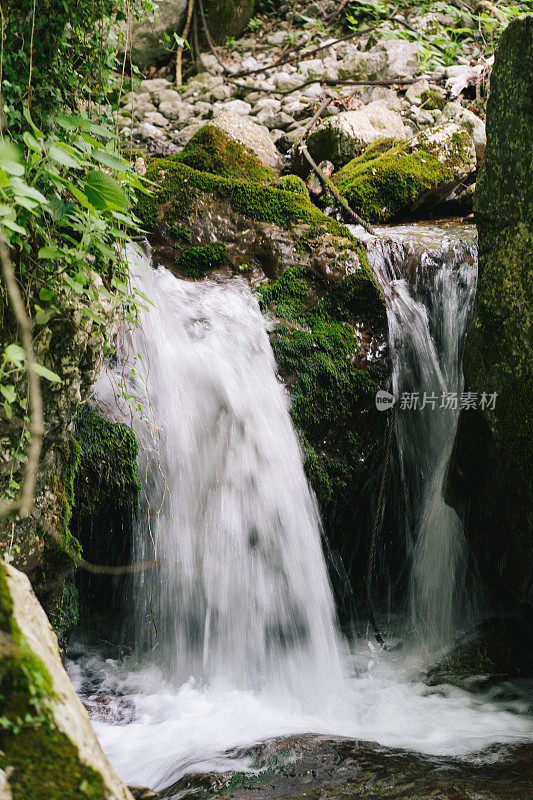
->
466, 15, 533, 495
0, 563, 133, 799
196, 111, 284, 174
442, 102, 486, 161
119, 1, 188, 69
301, 104, 408, 169
333, 123, 476, 222
339, 39, 418, 82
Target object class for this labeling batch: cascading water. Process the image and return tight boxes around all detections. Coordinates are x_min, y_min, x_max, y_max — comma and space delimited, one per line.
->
69, 230, 532, 793
363, 225, 478, 647
94, 243, 347, 703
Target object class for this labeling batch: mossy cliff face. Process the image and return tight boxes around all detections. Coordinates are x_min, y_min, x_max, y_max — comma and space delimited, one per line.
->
137, 127, 388, 596
0, 562, 133, 800
333, 124, 476, 222
467, 15, 533, 495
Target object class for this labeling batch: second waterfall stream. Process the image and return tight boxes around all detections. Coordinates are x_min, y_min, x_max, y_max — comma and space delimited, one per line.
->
69, 232, 532, 794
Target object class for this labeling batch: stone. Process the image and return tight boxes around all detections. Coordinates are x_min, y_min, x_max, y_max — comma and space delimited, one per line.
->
252, 98, 281, 113
211, 84, 233, 101
264, 111, 294, 130
466, 16, 533, 497
303, 105, 407, 169
187, 111, 284, 174
138, 78, 172, 95
154, 88, 182, 105
333, 122, 476, 222
0, 563, 134, 799
368, 86, 403, 111
405, 78, 431, 105
136, 122, 167, 140
442, 103, 486, 161
216, 99, 252, 116
377, 39, 419, 80
274, 72, 304, 92
302, 82, 324, 100
158, 100, 193, 122
118, 0, 188, 69
143, 111, 169, 128
445, 63, 487, 96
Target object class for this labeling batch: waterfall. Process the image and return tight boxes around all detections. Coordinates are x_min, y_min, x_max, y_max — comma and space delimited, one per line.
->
93, 244, 346, 705
365, 225, 478, 648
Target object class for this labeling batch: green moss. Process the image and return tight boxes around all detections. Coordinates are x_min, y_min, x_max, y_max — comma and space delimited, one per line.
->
135, 157, 350, 239
420, 89, 447, 111
258, 259, 385, 510
333, 138, 455, 223
74, 404, 140, 519
278, 174, 309, 198
468, 16, 533, 493
177, 125, 276, 183
47, 581, 79, 643
175, 242, 228, 279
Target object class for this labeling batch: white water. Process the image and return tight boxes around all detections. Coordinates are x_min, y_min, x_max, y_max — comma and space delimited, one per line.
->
362, 224, 478, 647
93, 243, 346, 704
71, 235, 532, 794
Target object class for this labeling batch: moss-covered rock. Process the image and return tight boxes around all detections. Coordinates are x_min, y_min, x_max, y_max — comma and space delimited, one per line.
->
177, 126, 277, 184
333, 124, 476, 222
0, 562, 133, 800
203, 0, 253, 45
175, 242, 228, 279
74, 405, 140, 520
278, 175, 310, 198
467, 15, 533, 495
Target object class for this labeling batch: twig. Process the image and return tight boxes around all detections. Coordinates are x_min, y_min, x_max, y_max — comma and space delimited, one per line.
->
176, 0, 195, 87
231, 23, 381, 79
325, 0, 352, 25
291, 97, 330, 151
197, 0, 229, 73
276, 74, 442, 96
0, 232, 44, 520
299, 144, 376, 235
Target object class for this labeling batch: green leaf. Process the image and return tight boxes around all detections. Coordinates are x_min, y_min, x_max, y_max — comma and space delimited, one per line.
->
84, 171, 129, 210
1, 160, 24, 177
22, 132, 42, 152
10, 179, 48, 205
48, 144, 83, 169
35, 308, 52, 325
39, 287, 55, 302
80, 120, 113, 139
23, 107, 44, 138
93, 149, 132, 172
66, 181, 93, 210
55, 113, 83, 131
4, 344, 25, 366
2, 219, 27, 234
14, 196, 38, 211
0, 385, 16, 404
38, 246, 62, 259
32, 363, 62, 383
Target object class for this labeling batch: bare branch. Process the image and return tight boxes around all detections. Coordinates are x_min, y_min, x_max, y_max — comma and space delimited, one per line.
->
0, 230, 44, 520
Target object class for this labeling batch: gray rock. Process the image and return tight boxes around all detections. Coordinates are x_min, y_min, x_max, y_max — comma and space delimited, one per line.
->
212, 84, 233, 101
304, 105, 406, 168
158, 100, 193, 122
253, 98, 282, 113
302, 82, 324, 99
136, 122, 167, 140
264, 111, 294, 130
405, 79, 431, 105
216, 99, 252, 116
118, 0, 188, 69
155, 89, 182, 105
340, 39, 419, 82
274, 72, 304, 92
442, 103, 486, 161
368, 86, 403, 111
143, 111, 169, 128
198, 53, 225, 74
138, 78, 172, 95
